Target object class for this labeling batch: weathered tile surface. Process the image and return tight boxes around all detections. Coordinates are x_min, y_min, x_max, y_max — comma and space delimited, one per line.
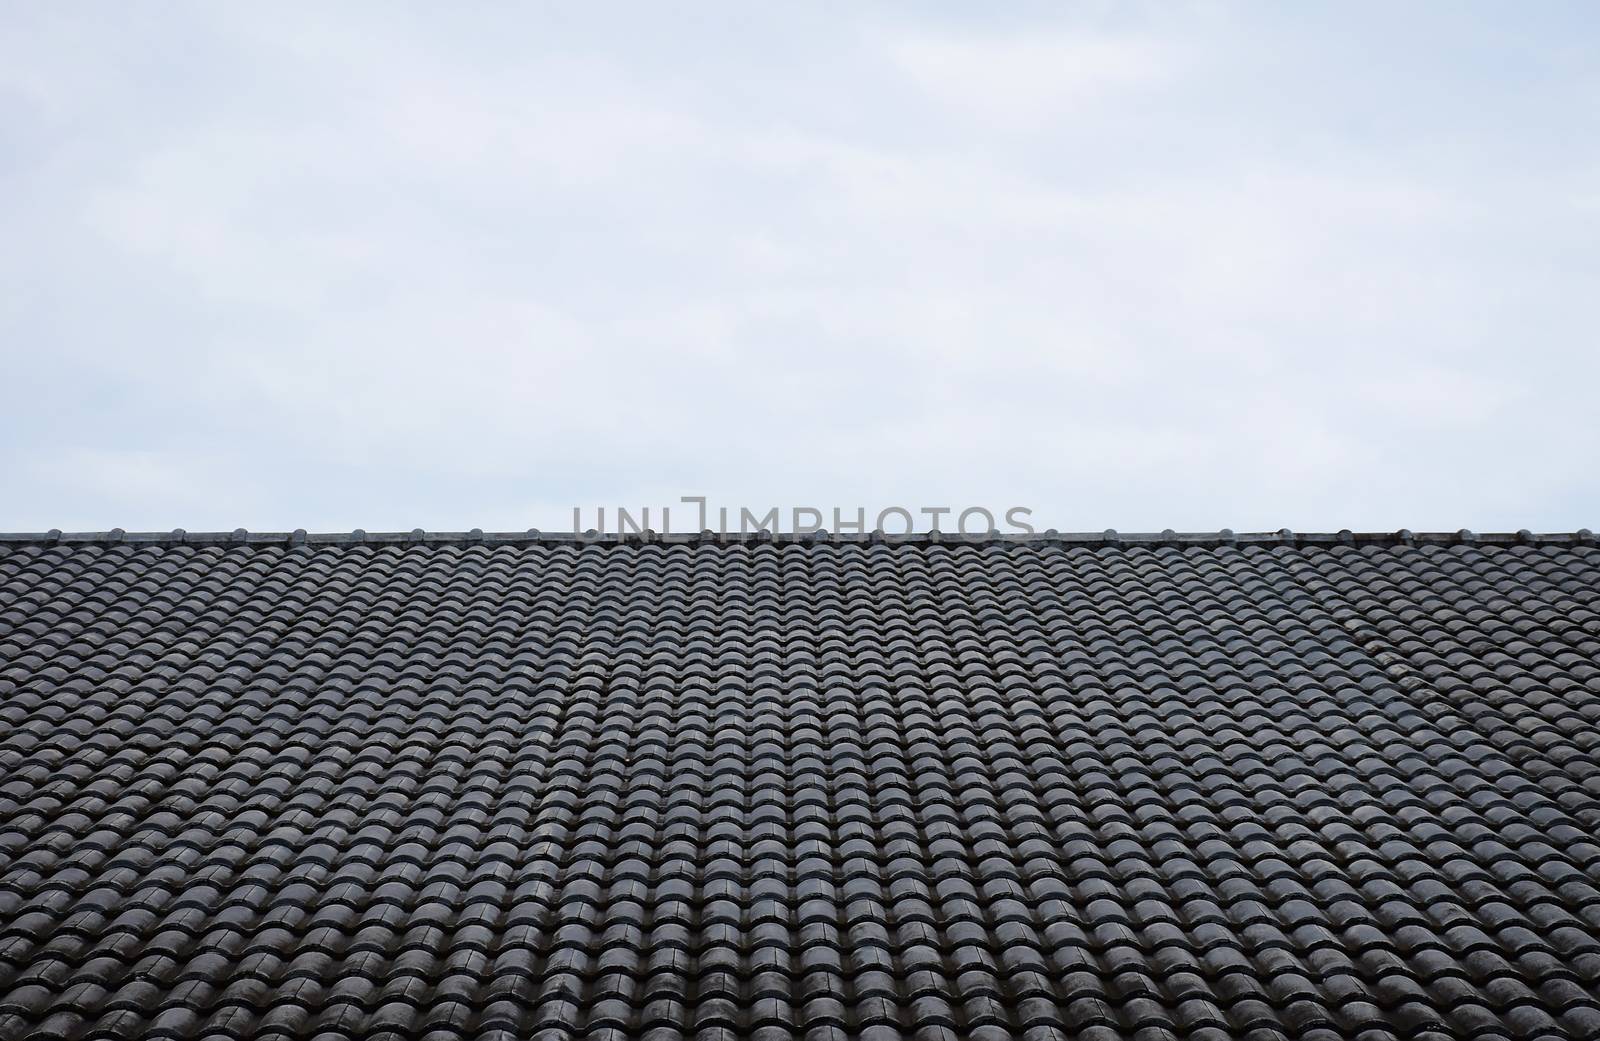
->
2, 533, 1598, 1040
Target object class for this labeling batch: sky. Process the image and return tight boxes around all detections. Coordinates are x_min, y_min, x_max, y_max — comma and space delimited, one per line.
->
2, 2, 1598, 534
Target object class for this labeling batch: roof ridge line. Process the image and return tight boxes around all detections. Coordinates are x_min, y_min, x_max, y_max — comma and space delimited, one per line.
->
0, 528, 1593, 547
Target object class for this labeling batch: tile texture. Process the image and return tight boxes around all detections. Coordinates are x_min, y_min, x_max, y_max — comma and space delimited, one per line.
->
2, 532, 1599, 1040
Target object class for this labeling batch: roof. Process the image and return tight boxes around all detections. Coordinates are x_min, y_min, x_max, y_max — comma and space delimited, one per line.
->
2, 527, 1596, 546
2, 532, 1599, 1040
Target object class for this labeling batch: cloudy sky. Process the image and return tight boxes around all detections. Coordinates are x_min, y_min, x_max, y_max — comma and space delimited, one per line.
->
3, 2, 1597, 534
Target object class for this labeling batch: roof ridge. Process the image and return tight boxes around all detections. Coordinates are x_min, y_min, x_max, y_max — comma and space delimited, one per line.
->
0, 528, 1593, 547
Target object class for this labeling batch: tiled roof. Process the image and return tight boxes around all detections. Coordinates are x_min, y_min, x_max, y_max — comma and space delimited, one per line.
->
2, 531, 1599, 1041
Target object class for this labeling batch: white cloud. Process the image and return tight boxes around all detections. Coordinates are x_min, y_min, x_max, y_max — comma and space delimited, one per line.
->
887, 30, 1177, 130
31, 449, 203, 502
1, 3, 1597, 532
1360, 364, 1518, 427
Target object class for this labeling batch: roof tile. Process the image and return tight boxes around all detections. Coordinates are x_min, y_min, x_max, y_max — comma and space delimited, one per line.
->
2, 535, 1600, 1038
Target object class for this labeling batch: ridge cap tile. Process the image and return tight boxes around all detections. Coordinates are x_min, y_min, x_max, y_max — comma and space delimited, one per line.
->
0, 528, 1594, 547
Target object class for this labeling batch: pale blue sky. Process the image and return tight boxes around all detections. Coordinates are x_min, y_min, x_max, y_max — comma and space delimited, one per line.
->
3, 2, 1597, 533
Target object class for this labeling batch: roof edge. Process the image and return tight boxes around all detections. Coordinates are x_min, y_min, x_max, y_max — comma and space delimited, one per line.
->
0, 528, 1593, 548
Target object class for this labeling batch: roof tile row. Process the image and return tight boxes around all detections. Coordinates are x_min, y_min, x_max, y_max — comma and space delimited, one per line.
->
1, 538, 1598, 1039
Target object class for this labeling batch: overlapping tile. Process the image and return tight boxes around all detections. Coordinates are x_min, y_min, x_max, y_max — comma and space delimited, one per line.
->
1, 532, 1598, 1039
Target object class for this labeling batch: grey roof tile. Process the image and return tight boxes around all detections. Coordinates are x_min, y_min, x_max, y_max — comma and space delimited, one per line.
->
2, 534, 1600, 1038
